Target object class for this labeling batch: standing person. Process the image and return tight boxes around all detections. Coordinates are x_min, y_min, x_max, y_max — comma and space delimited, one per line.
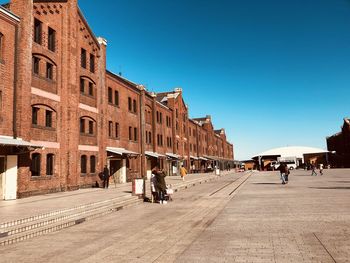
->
279, 163, 287, 184
153, 166, 167, 204
103, 165, 110, 189
311, 163, 317, 176
180, 165, 187, 181
319, 163, 324, 175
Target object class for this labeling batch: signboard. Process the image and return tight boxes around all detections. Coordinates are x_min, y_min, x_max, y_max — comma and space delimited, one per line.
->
132, 178, 144, 195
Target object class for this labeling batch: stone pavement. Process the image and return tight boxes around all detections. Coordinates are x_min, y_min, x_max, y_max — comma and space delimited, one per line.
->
0, 171, 233, 225
0, 169, 349, 262
176, 168, 350, 262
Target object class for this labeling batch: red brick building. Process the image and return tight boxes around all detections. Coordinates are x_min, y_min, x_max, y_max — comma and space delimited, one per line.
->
0, 0, 234, 200
327, 118, 350, 168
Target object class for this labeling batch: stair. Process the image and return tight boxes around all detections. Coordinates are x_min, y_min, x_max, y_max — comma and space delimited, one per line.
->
0, 194, 142, 246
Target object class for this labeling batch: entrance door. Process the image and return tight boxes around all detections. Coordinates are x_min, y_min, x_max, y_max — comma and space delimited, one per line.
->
110, 160, 122, 184
0, 157, 5, 200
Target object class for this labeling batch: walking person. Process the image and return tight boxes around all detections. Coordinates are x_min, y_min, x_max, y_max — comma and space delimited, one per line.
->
319, 163, 324, 175
180, 165, 187, 181
103, 165, 110, 189
279, 163, 287, 184
311, 163, 317, 176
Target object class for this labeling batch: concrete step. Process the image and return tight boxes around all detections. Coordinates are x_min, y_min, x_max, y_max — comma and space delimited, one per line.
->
0, 195, 141, 246
0, 192, 132, 229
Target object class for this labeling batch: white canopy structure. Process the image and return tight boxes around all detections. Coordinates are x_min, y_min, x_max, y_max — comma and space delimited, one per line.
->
253, 146, 328, 159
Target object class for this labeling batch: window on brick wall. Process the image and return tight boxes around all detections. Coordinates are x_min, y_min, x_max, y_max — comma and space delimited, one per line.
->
81, 155, 87, 174
88, 120, 94, 135
108, 121, 113, 137
80, 118, 85, 133
81, 48, 87, 68
0, 32, 3, 61
80, 78, 85, 93
108, 87, 112, 103
31, 153, 41, 177
48, 27, 56, 52
134, 127, 137, 141
34, 18, 42, 44
115, 123, 119, 138
88, 82, 93, 96
128, 97, 132, 112
33, 56, 40, 75
114, 90, 119, 106
45, 110, 52, 127
46, 154, 54, 176
90, 54, 95, 73
46, 62, 53, 80
32, 107, 39, 125
0, 91, 2, 117
133, 99, 137, 113
149, 132, 152, 144
90, 156, 96, 173
159, 112, 162, 124
129, 126, 132, 140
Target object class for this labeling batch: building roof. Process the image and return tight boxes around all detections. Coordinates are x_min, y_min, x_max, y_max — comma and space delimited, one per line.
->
0, 4, 20, 22
155, 91, 180, 105
252, 146, 328, 159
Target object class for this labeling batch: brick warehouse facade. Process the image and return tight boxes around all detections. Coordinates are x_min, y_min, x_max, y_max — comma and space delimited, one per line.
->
327, 118, 350, 168
0, 0, 234, 200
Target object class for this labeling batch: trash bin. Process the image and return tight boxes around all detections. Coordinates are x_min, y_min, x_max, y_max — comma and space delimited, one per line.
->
132, 178, 144, 195
215, 169, 220, 175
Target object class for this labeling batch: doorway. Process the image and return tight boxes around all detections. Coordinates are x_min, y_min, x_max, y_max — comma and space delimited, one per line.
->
110, 159, 122, 184
0, 157, 5, 200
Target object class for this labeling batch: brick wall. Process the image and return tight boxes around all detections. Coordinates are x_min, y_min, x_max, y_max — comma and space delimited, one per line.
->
2, 0, 234, 198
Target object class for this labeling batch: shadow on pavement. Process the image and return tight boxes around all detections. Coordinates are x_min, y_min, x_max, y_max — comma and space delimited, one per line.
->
253, 183, 281, 185
309, 187, 350, 190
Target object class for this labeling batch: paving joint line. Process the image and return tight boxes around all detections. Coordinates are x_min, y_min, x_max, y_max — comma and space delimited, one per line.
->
313, 233, 337, 263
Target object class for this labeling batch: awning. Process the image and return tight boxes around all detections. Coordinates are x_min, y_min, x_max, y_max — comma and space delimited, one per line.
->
166, 153, 181, 160
145, 151, 166, 159
199, 156, 209, 161
107, 147, 139, 156
203, 155, 216, 160
190, 155, 199, 160
0, 137, 43, 148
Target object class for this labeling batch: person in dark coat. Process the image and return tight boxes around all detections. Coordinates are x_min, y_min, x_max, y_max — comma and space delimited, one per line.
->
103, 165, 110, 189
278, 163, 288, 184
152, 166, 167, 204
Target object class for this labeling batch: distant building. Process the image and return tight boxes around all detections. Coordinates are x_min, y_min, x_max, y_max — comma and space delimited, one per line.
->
327, 118, 350, 168
252, 146, 328, 170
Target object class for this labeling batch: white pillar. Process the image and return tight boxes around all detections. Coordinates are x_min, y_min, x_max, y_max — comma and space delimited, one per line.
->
4, 156, 18, 200
121, 159, 127, 183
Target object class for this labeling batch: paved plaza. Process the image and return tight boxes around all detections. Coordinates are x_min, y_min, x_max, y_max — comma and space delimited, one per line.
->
0, 169, 349, 262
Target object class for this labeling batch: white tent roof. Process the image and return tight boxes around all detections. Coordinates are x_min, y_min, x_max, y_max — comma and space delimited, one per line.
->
253, 146, 328, 159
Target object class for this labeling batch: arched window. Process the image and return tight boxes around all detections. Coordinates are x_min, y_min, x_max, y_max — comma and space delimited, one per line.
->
80, 117, 96, 135
31, 153, 41, 177
46, 154, 54, 176
81, 155, 87, 174
90, 155, 96, 173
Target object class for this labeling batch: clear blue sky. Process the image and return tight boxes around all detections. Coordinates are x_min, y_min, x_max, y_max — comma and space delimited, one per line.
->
5, 0, 350, 160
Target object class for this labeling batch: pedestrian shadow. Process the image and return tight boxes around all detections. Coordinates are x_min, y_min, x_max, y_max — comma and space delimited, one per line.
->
309, 187, 350, 190
123, 191, 132, 194
327, 181, 350, 183
253, 183, 281, 185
